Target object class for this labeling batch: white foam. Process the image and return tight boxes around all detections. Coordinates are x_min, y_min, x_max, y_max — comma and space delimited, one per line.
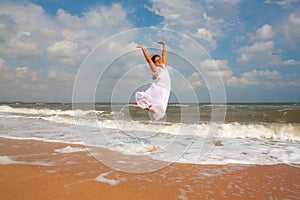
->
0, 156, 17, 164
95, 121, 300, 141
178, 188, 188, 200
0, 135, 84, 146
0, 105, 103, 118
94, 171, 122, 185
118, 143, 164, 155
23, 160, 55, 166
0, 156, 54, 166
54, 146, 87, 154
2, 105, 299, 141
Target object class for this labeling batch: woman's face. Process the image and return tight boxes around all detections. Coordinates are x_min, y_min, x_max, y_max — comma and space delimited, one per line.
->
154, 56, 162, 66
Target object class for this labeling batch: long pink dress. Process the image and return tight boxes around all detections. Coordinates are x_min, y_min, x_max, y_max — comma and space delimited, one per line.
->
135, 65, 171, 120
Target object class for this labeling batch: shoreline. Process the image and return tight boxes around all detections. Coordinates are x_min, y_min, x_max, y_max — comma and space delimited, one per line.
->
1, 137, 299, 199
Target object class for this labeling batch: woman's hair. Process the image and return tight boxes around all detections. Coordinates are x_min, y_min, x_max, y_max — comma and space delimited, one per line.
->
151, 54, 161, 63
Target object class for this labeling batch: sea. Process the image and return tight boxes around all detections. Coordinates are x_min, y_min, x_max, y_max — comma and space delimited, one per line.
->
0, 102, 300, 172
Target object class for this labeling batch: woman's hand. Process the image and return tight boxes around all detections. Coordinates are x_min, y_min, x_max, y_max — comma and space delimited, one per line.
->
136, 45, 145, 49
157, 41, 165, 45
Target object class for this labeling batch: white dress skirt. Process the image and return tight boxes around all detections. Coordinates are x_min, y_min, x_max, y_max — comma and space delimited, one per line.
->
135, 65, 171, 120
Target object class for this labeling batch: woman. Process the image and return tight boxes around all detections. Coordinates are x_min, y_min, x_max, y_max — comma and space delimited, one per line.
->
133, 41, 171, 120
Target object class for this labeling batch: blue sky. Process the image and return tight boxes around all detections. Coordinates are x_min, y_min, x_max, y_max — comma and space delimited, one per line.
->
0, 0, 299, 103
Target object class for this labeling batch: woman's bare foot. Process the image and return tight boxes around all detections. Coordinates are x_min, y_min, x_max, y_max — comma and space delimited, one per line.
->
145, 105, 155, 113
133, 104, 154, 113
132, 104, 141, 109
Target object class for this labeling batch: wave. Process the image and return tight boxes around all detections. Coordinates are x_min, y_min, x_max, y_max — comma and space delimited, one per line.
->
1, 105, 300, 141
1, 104, 300, 166
0, 105, 105, 118
168, 104, 190, 107
24, 116, 300, 142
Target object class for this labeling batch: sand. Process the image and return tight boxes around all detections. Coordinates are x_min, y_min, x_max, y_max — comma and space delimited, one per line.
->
0, 137, 299, 199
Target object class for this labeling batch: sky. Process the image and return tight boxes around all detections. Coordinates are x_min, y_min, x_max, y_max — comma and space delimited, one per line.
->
0, 0, 300, 103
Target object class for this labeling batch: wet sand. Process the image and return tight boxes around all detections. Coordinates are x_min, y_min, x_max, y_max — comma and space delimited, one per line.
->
0, 138, 299, 199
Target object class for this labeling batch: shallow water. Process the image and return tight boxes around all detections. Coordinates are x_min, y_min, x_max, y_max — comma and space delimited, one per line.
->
0, 103, 299, 167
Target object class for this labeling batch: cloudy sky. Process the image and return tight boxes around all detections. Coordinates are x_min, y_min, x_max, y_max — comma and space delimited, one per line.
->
0, 0, 299, 103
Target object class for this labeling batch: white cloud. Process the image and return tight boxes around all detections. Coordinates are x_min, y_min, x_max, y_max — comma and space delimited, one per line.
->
47, 40, 89, 66
281, 59, 300, 65
194, 58, 291, 89
237, 41, 276, 65
0, 3, 49, 29
0, 57, 47, 102
15, 66, 29, 79
0, 3, 55, 61
187, 59, 232, 89
237, 24, 281, 66
240, 41, 274, 53
228, 70, 259, 86
15, 66, 42, 83
238, 54, 249, 62
200, 59, 233, 79
234, 23, 299, 68
148, 0, 240, 51
282, 11, 300, 45
193, 28, 217, 50
265, 0, 300, 8
227, 69, 282, 87
148, 0, 194, 23
0, 26, 43, 60
183, 58, 296, 97
256, 24, 273, 41
237, 22, 300, 67
188, 72, 203, 89
0, 2, 133, 63
48, 69, 74, 82
258, 69, 281, 80
195, 28, 213, 41
289, 13, 300, 26
0, 2, 134, 101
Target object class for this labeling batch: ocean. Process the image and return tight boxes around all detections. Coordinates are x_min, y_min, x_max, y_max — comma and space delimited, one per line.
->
0, 102, 299, 172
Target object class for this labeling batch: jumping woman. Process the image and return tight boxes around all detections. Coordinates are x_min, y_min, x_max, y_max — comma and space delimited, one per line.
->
133, 41, 171, 120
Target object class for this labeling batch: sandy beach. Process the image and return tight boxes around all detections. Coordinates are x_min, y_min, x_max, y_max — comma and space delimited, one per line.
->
0, 137, 299, 200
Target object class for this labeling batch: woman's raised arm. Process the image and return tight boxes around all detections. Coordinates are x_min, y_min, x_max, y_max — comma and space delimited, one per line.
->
157, 41, 166, 64
137, 45, 158, 74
